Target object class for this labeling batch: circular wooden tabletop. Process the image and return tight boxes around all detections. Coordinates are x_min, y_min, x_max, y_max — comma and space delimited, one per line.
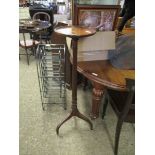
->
77, 60, 135, 91
54, 26, 96, 39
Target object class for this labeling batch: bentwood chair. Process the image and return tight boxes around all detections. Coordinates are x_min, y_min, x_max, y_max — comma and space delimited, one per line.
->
33, 11, 51, 22
102, 79, 135, 155
32, 12, 52, 43
19, 28, 39, 65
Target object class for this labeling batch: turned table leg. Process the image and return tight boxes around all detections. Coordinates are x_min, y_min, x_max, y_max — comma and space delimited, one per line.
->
90, 82, 105, 119
56, 37, 93, 135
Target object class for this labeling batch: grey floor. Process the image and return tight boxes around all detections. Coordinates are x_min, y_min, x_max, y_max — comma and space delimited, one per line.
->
19, 7, 135, 155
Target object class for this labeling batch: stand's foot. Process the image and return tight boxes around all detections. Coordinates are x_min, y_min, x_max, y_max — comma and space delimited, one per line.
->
77, 112, 93, 130
56, 109, 93, 135
56, 113, 72, 135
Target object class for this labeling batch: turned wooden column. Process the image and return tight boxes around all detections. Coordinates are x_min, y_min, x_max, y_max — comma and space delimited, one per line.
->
90, 82, 105, 119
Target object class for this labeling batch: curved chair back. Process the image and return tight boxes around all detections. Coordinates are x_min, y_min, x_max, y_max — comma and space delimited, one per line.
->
33, 12, 51, 22
32, 11, 53, 42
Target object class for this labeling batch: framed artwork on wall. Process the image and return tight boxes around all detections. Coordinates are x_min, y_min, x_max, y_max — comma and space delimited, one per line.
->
77, 0, 118, 5
73, 5, 120, 31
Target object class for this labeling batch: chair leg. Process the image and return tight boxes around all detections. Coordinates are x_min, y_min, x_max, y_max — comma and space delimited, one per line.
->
25, 48, 29, 65
102, 94, 108, 119
114, 119, 124, 155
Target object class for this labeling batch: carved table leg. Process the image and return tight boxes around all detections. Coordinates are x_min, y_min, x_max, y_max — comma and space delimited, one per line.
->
90, 82, 105, 119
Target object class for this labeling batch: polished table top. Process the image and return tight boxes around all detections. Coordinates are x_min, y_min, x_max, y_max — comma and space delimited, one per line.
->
77, 60, 135, 91
54, 25, 96, 38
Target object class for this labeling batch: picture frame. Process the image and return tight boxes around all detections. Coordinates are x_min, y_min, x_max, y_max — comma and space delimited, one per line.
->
73, 5, 120, 31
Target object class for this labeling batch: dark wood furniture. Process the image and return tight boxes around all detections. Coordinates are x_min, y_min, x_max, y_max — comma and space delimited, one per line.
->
102, 79, 135, 155
54, 26, 96, 135
77, 60, 135, 119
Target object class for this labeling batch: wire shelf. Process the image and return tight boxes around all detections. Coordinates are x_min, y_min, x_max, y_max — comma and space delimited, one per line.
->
37, 44, 66, 110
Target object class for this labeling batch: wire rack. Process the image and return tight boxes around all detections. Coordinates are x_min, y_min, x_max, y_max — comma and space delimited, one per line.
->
37, 44, 66, 110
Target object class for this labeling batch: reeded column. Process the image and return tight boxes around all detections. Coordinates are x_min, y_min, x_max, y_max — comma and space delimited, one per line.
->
90, 82, 105, 119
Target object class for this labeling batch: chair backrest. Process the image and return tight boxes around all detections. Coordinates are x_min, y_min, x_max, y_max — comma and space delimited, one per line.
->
29, 7, 54, 25
121, 78, 135, 122
33, 12, 51, 22
107, 78, 135, 123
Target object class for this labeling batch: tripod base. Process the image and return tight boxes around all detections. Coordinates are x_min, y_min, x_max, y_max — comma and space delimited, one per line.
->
56, 109, 93, 135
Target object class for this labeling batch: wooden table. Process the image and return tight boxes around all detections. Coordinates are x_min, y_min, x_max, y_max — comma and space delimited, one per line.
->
54, 26, 96, 135
77, 60, 135, 119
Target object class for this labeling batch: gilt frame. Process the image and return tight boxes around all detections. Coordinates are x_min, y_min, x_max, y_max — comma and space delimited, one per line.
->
73, 5, 120, 31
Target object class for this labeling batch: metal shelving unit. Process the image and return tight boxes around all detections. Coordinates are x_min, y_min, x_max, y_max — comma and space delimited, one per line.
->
37, 44, 66, 110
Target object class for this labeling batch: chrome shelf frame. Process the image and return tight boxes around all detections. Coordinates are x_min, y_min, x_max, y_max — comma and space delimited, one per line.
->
37, 44, 66, 110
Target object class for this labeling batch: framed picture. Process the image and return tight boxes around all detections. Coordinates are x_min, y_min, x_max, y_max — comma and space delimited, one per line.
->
73, 5, 120, 31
